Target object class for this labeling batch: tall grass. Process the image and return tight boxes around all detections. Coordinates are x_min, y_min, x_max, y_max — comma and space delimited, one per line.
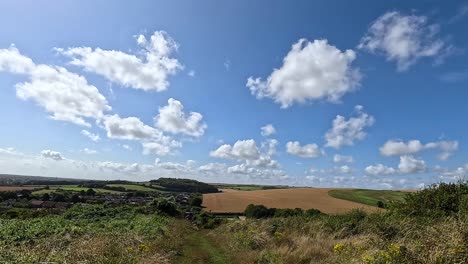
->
208, 182, 468, 264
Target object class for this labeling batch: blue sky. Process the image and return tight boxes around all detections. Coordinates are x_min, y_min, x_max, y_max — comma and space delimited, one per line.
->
0, 0, 467, 189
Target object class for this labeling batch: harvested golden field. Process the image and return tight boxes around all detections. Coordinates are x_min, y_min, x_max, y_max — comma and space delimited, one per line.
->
203, 188, 381, 214
0, 186, 36, 191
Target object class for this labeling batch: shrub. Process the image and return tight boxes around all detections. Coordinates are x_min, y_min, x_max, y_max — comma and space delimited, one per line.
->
305, 208, 322, 218
390, 182, 468, 217
150, 198, 179, 217
244, 204, 276, 218
190, 197, 203, 207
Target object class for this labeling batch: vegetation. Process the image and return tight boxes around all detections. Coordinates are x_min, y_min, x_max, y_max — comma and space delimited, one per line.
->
328, 189, 409, 208
2, 179, 468, 263
150, 178, 219, 193
209, 182, 468, 263
244, 204, 322, 219
107, 184, 156, 192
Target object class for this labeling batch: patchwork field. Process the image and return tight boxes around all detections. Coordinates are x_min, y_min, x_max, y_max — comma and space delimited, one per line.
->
328, 189, 409, 207
0, 186, 37, 191
202, 188, 382, 214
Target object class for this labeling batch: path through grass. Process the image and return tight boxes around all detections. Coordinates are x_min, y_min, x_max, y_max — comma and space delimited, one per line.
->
176, 229, 228, 264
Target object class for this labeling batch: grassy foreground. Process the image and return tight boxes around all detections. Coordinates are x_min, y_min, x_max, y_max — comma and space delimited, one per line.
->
0, 204, 198, 263
328, 189, 408, 207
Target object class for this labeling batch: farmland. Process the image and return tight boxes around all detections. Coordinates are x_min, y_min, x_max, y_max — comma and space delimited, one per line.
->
31, 185, 124, 195
0, 186, 37, 191
328, 189, 409, 207
202, 188, 382, 214
107, 183, 157, 192
1, 175, 468, 263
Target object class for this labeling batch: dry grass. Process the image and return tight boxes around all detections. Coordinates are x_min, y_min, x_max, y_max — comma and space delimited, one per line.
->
203, 188, 381, 214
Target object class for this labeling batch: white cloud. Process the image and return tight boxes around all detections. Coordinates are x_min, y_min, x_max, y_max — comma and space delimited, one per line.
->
41, 150, 64, 161
103, 114, 181, 156
142, 141, 181, 156
58, 31, 183, 91
210, 139, 278, 168
380, 139, 458, 160
103, 115, 158, 140
188, 70, 195, 77
247, 39, 360, 108
286, 141, 321, 158
155, 98, 206, 137
398, 155, 426, 174
210, 139, 260, 160
260, 124, 276, 137
426, 140, 459, 161
440, 164, 468, 180
81, 130, 100, 142
198, 163, 227, 175
339, 165, 353, 174
325, 105, 375, 149
380, 139, 424, 156
0, 147, 22, 156
0, 45, 35, 73
227, 163, 287, 179
365, 163, 396, 176
0, 46, 111, 126
333, 154, 354, 163
359, 11, 451, 71
82, 148, 97, 154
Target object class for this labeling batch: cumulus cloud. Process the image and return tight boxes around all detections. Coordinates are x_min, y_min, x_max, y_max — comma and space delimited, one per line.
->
247, 39, 360, 108
81, 130, 100, 142
210, 139, 278, 168
227, 163, 287, 179
440, 164, 468, 180
325, 105, 375, 149
333, 154, 354, 163
380, 139, 424, 156
398, 155, 426, 174
142, 141, 181, 156
425, 141, 459, 160
359, 11, 451, 71
58, 31, 182, 91
198, 163, 227, 173
260, 124, 276, 137
103, 114, 181, 156
210, 139, 260, 160
103, 115, 158, 140
380, 139, 458, 160
41, 150, 64, 161
0, 46, 111, 126
365, 163, 396, 176
154, 98, 206, 137
286, 141, 321, 158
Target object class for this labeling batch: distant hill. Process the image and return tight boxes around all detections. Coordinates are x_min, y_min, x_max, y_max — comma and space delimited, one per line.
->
0, 174, 83, 185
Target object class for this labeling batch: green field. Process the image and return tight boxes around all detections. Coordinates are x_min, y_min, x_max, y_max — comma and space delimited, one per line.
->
107, 184, 157, 192
328, 189, 409, 207
32, 185, 123, 195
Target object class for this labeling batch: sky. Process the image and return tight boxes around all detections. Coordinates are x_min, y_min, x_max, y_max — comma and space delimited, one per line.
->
0, 0, 467, 189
